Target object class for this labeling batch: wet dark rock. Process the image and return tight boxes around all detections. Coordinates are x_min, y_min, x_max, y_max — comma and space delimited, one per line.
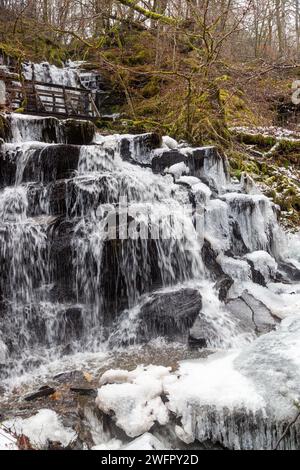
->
53, 370, 84, 383
100, 238, 168, 320
215, 275, 234, 302
63, 119, 95, 145
64, 307, 84, 340
49, 218, 75, 296
0, 114, 11, 141
277, 261, 300, 283
0, 147, 17, 187
24, 386, 56, 401
70, 387, 97, 397
152, 149, 188, 173
120, 133, 162, 164
23, 145, 80, 184
228, 221, 249, 256
201, 239, 225, 280
138, 288, 202, 341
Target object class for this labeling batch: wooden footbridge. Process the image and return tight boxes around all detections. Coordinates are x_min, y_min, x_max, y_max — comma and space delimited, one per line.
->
0, 68, 101, 120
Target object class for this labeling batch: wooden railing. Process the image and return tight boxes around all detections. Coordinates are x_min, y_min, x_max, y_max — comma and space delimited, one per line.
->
0, 69, 100, 120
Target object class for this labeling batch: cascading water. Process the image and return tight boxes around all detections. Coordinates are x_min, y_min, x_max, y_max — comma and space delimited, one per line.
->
1, 109, 300, 449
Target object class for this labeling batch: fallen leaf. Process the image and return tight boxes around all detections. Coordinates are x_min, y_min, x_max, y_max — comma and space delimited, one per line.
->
83, 372, 93, 383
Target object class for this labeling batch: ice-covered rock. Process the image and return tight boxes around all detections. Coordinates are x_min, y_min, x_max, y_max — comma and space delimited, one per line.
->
166, 316, 300, 449
244, 251, 278, 286
0, 428, 18, 450
221, 193, 281, 256
166, 162, 190, 179
3, 114, 95, 145
226, 291, 278, 335
162, 136, 178, 149
4, 409, 76, 448
23, 62, 80, 87
240, 173, 261, 195
96, 365, 171, 438
122, 433, 166, 450
152, 146, 229, 194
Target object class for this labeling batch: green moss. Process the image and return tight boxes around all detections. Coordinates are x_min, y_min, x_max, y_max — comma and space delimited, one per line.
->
141, 77, 161, 99
233, 132, 276, 148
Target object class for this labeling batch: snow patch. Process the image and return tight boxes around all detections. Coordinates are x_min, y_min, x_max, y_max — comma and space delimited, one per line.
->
0, 428, 18, 450
96, 365, 171, 438
4, 409, 76, 448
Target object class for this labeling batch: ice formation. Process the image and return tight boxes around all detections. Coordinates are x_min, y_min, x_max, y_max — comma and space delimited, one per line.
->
0, 107, 300, 449
4, 410, 76, 448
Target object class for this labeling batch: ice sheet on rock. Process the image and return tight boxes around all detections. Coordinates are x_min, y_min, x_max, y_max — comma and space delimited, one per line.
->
4, 409, 76, 448
165, 352, 265, 415
162, 136, 178, 149
240, 281, 300, 319
93, 133, 159, 163
204, 199, 231, 252
235, 315, 300, 421
244, 251, 278, 283
163, 317, 300, 449
221, 193, 281, 256
96, 365, 171, 438
122, 433, 166, 450
164, 352, 267, 448
240, 173, 261, 195
166, 162, 190, 179
217, 255, 251, 282
281, 231, 300, 266
83, 406, 123, 450
8, 114, 60, 143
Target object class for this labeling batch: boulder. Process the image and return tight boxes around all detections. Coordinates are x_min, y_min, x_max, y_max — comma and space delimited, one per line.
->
138, 288, 202, 341
226, 291, 279, 335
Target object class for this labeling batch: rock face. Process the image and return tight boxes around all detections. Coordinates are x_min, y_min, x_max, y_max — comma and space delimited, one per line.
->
0, 111, 299, 394
152, 146, 229, 194
3, 114, 95, 145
